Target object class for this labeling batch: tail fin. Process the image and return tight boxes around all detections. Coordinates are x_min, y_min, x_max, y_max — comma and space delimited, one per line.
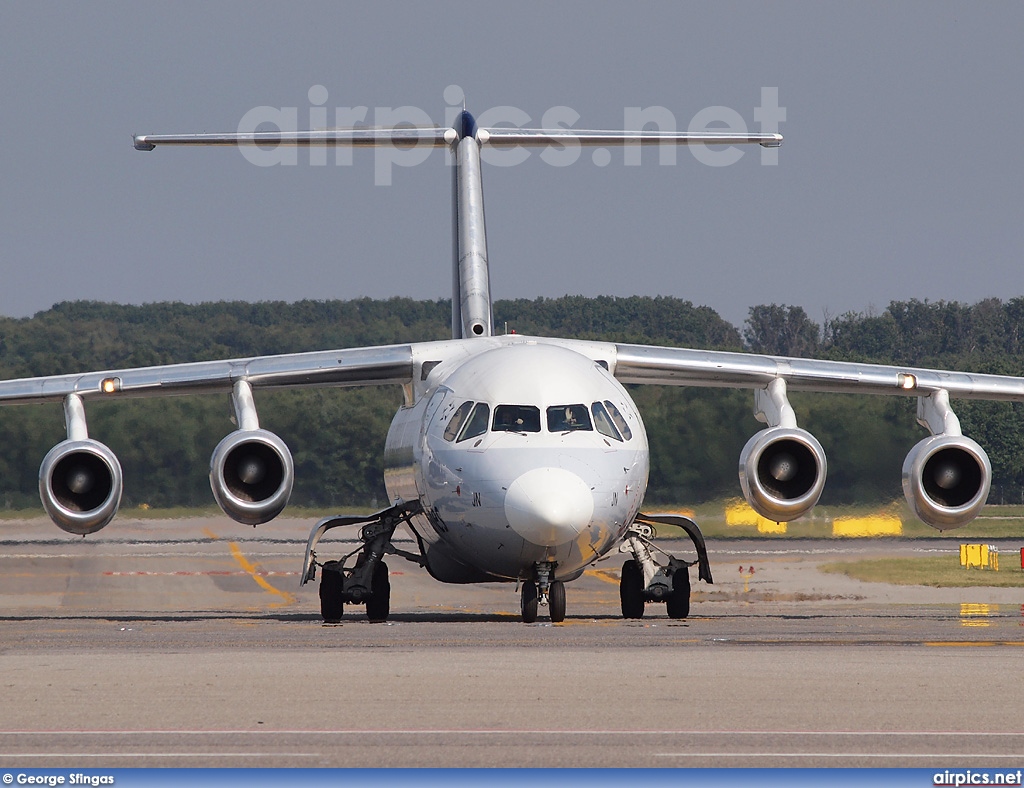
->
134, 116, 782, 341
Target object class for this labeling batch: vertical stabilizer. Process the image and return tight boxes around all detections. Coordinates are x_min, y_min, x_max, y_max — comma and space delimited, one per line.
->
450, 111, 493, 339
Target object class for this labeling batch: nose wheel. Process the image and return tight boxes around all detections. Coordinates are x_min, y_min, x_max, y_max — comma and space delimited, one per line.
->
520, 563, 566, 623
548, 580, 566, 623
521, 581, 539, 623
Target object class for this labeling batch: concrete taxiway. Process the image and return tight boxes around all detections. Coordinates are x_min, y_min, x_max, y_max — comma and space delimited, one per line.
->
1, 515, 1023, 767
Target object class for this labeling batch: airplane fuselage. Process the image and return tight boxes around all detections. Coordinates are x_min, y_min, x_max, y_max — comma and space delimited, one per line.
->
384, 340, 649, 583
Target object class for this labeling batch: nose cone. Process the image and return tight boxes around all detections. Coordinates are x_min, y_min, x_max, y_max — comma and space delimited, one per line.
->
504, 467, 595, 546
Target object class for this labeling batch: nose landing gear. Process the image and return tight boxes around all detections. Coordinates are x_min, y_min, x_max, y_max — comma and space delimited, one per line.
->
520, 561, 566, 623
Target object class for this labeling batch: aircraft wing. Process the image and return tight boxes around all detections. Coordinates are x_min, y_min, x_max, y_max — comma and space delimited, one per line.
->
0, 344, 416, 405
612, 341, 1024, 530
613, 343, 1024, 402
1, 341, 429, 535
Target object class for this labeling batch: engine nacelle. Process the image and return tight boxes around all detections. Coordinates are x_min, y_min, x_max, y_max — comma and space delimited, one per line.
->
210, 429, 294, 525
738, 426, 827, 522
39, 439, 123, 535
902, 435, 990, 530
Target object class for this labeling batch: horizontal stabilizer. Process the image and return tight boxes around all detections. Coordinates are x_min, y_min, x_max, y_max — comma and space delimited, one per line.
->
134, 127, 453, 151
476, 127, 783, 148
134, 126, 781, 151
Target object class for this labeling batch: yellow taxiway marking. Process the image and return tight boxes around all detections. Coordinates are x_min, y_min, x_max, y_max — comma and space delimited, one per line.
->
203, 525, 295, 607
586, 568, 621, 586
228, 541, 297, 608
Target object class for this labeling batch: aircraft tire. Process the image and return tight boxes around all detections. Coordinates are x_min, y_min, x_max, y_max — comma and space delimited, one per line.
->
666, 566, 691, 619
549, 580, 566, 623
619, 559, 645, 619
366, 560, 391, 623
521, 580, 539, 623
319, 560, 345, 623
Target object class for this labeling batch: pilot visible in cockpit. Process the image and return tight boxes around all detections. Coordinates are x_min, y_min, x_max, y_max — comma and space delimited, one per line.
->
548, 404, 592, 433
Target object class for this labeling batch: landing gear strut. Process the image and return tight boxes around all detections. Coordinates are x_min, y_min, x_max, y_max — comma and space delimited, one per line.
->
302, 502, 422, 623
618, 512, 713, 620
520, 561, 566, 623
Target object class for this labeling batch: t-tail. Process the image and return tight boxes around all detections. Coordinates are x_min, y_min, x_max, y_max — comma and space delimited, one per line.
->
134, 112, 782, 340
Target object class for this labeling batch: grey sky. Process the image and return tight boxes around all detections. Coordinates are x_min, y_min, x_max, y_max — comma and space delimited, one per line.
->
1, 1, 1021, 330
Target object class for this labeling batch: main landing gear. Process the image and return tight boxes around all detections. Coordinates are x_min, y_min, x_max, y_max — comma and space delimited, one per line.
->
618, 512, 714, 620
520, 561, 566, 623
301, 502, 423, 624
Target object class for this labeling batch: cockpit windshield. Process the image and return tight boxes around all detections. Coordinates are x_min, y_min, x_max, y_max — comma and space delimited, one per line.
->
546, 404, 593, 433
592, 401, 623, 441
603, 400, 632, 440
492, 404, 541, 433
457, 402, 490, 442
444, 400, 629, 441
443, 401, 474, 442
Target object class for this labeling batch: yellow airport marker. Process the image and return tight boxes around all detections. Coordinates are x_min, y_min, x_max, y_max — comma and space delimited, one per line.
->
725, 500, 786, 534
832, 514, 903, 538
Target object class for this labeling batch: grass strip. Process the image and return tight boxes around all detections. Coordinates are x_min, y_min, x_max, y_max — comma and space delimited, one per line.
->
820, 556, 1024, 588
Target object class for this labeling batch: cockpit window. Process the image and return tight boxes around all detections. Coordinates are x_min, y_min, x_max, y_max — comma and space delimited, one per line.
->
457, 402, 490, 442
592, 401, 623, 441
443, 401, 474, 442
547, 404, 593, 433
603, 400, 633, 441
493, 404, 541, 433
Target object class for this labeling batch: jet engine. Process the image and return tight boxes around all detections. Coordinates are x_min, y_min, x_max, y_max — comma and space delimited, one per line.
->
39, 439, 123, 535
210, 429, 294, 525
902, 434, 990, 530
738, 426, 827, 522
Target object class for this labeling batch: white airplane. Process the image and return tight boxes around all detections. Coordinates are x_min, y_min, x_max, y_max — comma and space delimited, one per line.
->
3, 110, 1023, 625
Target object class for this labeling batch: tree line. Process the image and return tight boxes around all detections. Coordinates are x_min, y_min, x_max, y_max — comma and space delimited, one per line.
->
1, 296, 1022, 511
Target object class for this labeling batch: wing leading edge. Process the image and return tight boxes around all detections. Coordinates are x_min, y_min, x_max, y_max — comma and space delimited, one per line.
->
613, 343, 1024, 401
0, 344, 416, 406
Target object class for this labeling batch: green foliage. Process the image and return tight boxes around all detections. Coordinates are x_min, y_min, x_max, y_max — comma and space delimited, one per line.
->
634, 386, 751, 504
497, 295, 742, 349
744, 304, 819, 356
1, 295, 1023, 511
823, 297, 1024, 369
794, 393, 919, 505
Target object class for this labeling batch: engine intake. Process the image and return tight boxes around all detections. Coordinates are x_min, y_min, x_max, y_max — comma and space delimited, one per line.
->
902, 435, 990, 530
39, 439, 123, 535
739, 427, 827, 522
210, 429, 294, 525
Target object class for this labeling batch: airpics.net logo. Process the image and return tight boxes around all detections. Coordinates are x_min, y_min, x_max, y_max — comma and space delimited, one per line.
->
934, 770, 1024, 786
236, 84, 786, 184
